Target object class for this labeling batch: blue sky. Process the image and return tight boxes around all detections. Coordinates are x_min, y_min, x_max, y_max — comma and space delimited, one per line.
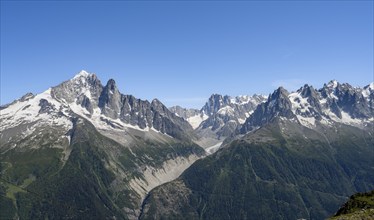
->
1, 1, 373, 108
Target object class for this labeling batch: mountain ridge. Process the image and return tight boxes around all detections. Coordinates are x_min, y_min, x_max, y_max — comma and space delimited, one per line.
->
1, 70, 373, 219
0, 70, 206, 219
139, 78, 374, 220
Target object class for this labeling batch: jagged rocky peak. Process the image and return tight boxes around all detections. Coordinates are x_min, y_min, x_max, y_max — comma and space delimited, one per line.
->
363, 82, 374, 91
71, 70, 102, 89
20, 92, 35, 101
230, 94, 267, 106
298, 84, 316, 98
240, 87, 296, 133
151, 98, 163, 106
239, 80, 374, 133
169, 106, 200, 119
200, 93, 267, 118
99, 78, 122, 119
320, 80, 360, 100
73, 69, 90, 78
151, 99, 192, 126
195, 93, 268, 138
294, 84, 322, 113
105, 79, 118, 91
320, 80, 372, 119
327, 79, 339, 88
362, 82, 374, 100
151, 98, 169, 115
201, 94, 227, 116
271, 86, 289, 98
101, 78, 120, 98
267, 87, 293, 113
51, 70, 103, 104
320, 80, 340, 97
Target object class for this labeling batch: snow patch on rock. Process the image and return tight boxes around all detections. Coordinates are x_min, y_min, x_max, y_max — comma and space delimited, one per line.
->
186, 114, 208, 129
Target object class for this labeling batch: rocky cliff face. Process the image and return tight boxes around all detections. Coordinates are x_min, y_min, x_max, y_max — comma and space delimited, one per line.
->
140, 81, 374, 220
1, 72, 373, 220
170, 93, 267, 152
48, 71, 196, 141
0, 70, 205, 220
240, 81, 374, 134
141, 119, 374, 220
199, 94, 267, 132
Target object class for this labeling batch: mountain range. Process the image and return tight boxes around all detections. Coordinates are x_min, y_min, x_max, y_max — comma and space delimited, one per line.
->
1, 70, 373, 219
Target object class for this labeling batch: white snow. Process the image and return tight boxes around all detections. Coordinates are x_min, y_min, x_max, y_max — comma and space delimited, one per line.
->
287, 89, 370, 128
296, 115, 316, 128
0, 88, 72, 132
362, 90, 370, 98
340, 111, 362, 124
245, 110, 254, 118
69, 101, 91, 116
230, 95, 267, 106
327, 80, 338, 89
362, 82, 373, 98
323, 108, 365, 125
186, 114, 208, 129
65, 135, 71, 144
238, 110, 254, 124
320, 98, 327, 105
288, 92, 310, 114
69, 103, 151, 133
83, 89, 92, 99
230, 96, 251, 105
369, 82, 374, 90
217, 106, 234, 116
73, 70, 90, 79
238, 118, 246, 124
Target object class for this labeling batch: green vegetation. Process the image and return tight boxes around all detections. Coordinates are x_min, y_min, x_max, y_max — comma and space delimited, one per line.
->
0, 184, 17, 220
0, 118, 204, 219
141, 122, 374, 220
330, 190, 374, 219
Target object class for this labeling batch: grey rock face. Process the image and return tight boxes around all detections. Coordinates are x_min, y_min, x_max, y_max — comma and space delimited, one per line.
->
169, 94, 267, 140
169, 106, 200, 119
151, 99, 195, 141
295, 85, 323, 119
79, 95, 94, 114
240, 87, 295, 133
48, 71, 195, 140
240, 81, 374, 134
51, 72, 103, 105
99, 79, 122, 119
20, 92, 35, 102
198, 94, 267, 137
319, 81, 372, 119
38, 99, 55, 114
201, 94, 228, 116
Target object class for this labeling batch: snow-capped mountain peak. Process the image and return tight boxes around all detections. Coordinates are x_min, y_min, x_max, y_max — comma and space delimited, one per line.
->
240, 80, 373, 133
369, 82, 374, 90
362, 82, 374, 98
0, 71, 198, 151
327, 79, 339, 89
73, 70, 91, 79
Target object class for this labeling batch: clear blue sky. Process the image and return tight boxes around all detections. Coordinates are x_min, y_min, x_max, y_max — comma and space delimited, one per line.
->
1, 1, 373, 108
